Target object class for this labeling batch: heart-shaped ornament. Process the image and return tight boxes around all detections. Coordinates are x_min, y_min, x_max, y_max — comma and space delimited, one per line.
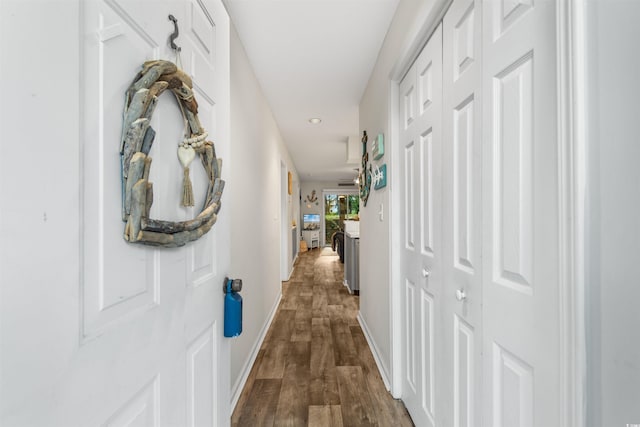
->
177, 146, 196, 168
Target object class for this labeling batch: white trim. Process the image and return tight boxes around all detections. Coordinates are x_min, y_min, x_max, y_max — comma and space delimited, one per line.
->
389, 0, 453, 81
358, 312, 391, 391
286, 226, 299, 281
321, 189, 359, 194
284, 261, 296, 282
288, 252, 298, 280
230, 293, 282, 411
388, 78, 403, 399
280, 161, 289, 281
557, 1, 587, 426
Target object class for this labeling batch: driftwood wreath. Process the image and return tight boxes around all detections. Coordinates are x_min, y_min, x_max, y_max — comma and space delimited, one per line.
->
120, 60, 224, 248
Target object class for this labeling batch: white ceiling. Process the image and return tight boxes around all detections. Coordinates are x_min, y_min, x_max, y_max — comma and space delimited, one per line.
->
224, 0, 399, 183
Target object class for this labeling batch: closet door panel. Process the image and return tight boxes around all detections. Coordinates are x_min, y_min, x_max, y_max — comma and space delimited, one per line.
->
482, 1, 560, 426
399, 24, 443, 427
443, 0, 483, 425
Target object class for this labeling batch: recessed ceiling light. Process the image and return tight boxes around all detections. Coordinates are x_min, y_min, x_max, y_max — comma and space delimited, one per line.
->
308, 118, 322, 125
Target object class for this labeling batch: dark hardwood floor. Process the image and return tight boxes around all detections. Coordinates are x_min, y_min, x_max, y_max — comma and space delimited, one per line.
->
231, 247, 414, 427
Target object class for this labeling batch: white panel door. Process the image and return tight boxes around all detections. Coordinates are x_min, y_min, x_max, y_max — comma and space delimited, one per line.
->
398, 24, 443, 427
482, 1, 560, 426
442, 0, 483, 426
57, 0, 227, 425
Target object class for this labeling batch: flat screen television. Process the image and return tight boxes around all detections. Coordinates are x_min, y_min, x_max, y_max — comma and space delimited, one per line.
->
303, 214, 320, 223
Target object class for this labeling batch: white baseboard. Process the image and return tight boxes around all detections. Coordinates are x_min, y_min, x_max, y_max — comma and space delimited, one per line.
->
357, 313, 391, 391
286, 254, 298, 281
230, 293, 282, 411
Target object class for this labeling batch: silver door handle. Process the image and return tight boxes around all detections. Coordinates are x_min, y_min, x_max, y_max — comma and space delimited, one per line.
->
422, 268, 430, 277
455, 289, 466, 301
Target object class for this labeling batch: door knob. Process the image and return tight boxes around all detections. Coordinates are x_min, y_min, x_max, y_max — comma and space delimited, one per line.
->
422, 268, 430, 277
455, 289, 466, 301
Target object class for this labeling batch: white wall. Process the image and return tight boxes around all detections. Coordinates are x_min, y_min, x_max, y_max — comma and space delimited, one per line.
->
300, 181, 332, 220
585, 1, 640, 425
229, 25, 299, 403
0, 1, 81, 422
357, 0, 440, 387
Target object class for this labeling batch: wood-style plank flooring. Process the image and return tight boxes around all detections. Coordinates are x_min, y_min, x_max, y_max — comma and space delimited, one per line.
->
232, 248, 414, 427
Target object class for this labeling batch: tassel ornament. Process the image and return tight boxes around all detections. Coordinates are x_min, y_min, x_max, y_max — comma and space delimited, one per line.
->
178, 145, 196, 207
182, 167, 194, 207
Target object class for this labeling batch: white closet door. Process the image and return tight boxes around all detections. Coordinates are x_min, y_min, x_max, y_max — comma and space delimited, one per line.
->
481, 1, 560, 426
398, 24, 443, 427
442, 0, 484, 425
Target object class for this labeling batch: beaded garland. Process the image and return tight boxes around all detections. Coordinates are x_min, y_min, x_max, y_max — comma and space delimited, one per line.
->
181, 131, 208, 149
120, 60, 225, 248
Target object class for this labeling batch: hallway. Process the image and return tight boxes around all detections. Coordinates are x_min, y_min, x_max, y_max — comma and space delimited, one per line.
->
231, 248, 413, 426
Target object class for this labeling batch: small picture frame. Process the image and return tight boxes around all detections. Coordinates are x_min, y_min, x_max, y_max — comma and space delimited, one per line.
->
372, 133, 384, 160
374, 164, 387, 190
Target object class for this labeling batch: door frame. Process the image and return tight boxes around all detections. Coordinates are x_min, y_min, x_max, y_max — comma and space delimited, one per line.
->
320, 189, 358, 248
387, 1, 586, 423
280, 160, 289, 281
557, 1, 587, 425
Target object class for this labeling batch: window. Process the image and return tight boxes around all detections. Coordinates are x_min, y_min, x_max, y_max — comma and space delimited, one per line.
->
324, 193, 359, 244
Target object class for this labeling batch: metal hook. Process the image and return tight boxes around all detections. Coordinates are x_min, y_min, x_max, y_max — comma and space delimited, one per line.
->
168, 14, 181, 52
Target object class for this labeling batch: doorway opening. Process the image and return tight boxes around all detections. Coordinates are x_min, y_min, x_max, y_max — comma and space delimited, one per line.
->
322, 191, 359, 246
280, 161, 289, 280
